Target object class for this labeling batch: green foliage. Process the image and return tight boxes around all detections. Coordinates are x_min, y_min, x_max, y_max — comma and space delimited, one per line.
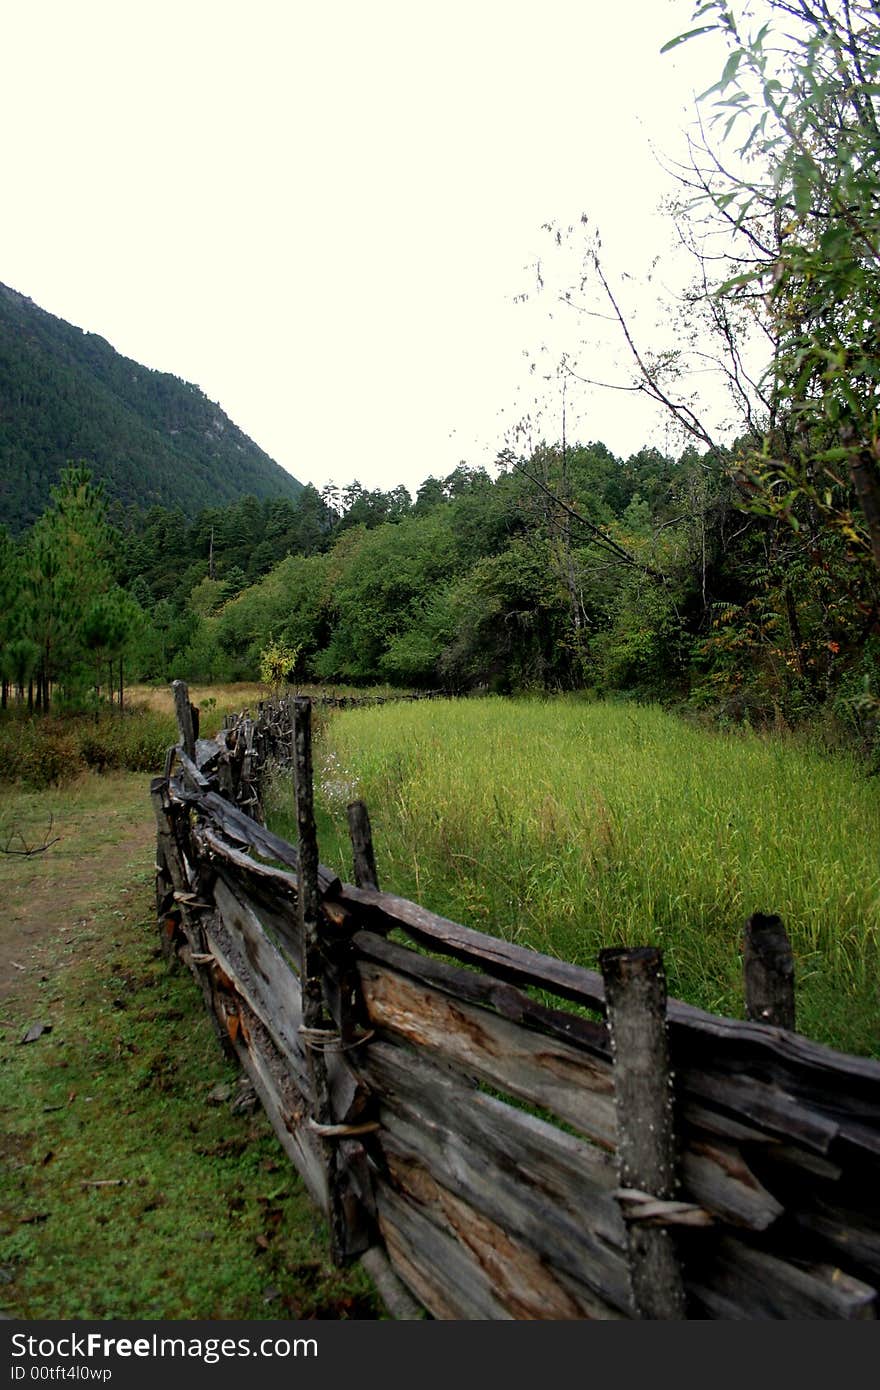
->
259, 638, 301, 691
669, 2, 880, 570
0, 707, 176, 786
436, 540, 573, 691
314, 514, 459, 684
6, 400, 877, 741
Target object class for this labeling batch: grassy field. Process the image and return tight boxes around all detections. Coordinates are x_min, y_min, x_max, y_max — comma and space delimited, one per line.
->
0, 772, 382, 1319
268, 695, 880, 1058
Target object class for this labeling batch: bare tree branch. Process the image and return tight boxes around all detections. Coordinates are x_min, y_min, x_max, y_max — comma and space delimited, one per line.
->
1, 815, 60, 857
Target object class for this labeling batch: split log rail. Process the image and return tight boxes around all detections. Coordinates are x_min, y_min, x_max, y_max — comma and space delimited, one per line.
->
151, 683, 880, 1320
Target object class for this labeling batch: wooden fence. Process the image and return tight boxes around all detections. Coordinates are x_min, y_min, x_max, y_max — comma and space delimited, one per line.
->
151, 682, 880, 1320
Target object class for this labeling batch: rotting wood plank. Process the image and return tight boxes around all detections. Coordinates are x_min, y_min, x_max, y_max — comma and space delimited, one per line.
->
744, 913, 796, 1032
347, 800, 380, 891
175, 749, 211, 794
172, 679, 196, 760
600, 946, 686, 1320
359, 1247, 425, 1321
338, 885, 880, 1163
186, 791, 341, 896
792, 1195, 880, 1285
376, 1187, 512, 1320
382, 1151, 624, 1319
680, 1137, 783, 1231
352, 929, 609, 1057
357, 958, 618, 1149
207, 880, 363, 1126
351, 936, 783, 1233
208, 858, 302, 964
227, 997, 328, 1211
358, 1038, 632, 1305
205, 885, 310, 1093
292, 695, 350, 1265
377, 1094, 633, 1312
176, 940, 236, 1061
150, 779, 191, 900
687, 1236, 877, 1320
678, 1065, 842, 1156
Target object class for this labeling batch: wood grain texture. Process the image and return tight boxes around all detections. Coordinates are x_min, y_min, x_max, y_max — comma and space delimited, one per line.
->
227, 998, 328, 1211
357, 958, 618, 1148
206, 881, 309, 1093
744, 913, 796, 1031
358, 1037, 632, 1310
352, 933, 783, 1233
172, 679, 196, 760
688, 1236, 877, 1320
378, 1160, 622, 1320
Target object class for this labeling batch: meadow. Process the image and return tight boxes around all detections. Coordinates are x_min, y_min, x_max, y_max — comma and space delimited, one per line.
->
269, 695, 880, 1058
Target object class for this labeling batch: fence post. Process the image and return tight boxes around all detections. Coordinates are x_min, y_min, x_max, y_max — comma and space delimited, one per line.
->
743, 913, 796, 1031
347, 800, 379, 890
599, 946, 687, 1320
172, 679, 196, 760
291, 696, 349, 1264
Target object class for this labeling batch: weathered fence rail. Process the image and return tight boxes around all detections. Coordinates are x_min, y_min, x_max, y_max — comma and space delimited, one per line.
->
151, 683, 880, 1319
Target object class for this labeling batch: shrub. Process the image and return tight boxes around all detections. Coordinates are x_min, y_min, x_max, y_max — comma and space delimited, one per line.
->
0, 707, 177, 787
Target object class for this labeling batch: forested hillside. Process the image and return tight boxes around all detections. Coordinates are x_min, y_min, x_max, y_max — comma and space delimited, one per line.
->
0, 283, 302, 530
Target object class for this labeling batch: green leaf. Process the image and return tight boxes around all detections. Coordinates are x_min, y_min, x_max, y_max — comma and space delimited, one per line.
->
720, 49, 742, 88
717, 271, 758, 293
660, 24, 718, 53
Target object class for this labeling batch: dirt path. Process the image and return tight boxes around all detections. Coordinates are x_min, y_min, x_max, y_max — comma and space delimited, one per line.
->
0, 772, 156, 1008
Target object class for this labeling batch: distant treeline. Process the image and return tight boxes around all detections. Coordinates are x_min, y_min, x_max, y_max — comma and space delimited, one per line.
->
3, 435, 878, 743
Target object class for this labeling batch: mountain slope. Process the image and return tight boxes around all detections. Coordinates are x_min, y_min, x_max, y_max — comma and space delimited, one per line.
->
0, 283, 302, 531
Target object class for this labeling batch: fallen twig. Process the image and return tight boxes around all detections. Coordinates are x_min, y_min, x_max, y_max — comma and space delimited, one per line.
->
1, 814, 61, 857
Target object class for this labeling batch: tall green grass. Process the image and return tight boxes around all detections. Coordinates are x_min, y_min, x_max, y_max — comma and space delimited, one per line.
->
269, 695, 880, 1057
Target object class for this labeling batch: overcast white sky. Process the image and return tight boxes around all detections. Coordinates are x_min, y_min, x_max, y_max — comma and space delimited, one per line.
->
0, 0, 736, 499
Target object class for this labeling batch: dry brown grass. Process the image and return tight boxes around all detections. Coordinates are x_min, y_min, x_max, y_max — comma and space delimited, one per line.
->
127, 682, 266, 716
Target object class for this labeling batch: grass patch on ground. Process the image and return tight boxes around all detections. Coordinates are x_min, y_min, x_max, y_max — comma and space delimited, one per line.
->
0, 773, 382, 1319
267, 695, 880, 1058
